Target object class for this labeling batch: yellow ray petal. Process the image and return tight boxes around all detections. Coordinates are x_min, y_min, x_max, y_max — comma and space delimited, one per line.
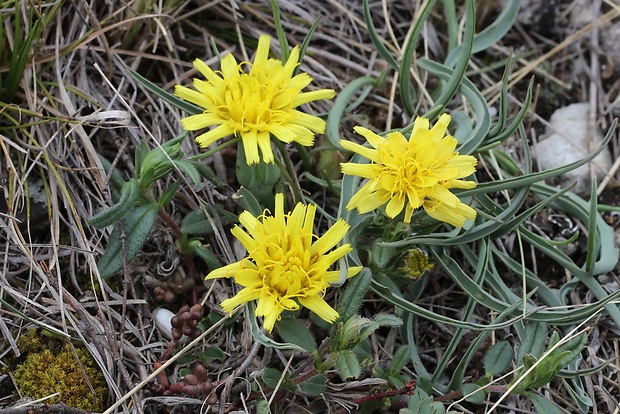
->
298, 295, 339, 323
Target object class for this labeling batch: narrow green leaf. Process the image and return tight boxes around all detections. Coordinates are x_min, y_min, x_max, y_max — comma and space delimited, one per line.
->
488, 56, 513, 137
363, 0, 398, 70
444, 0, 520, 67
462, 119, 617, 196
434, 252, 620, 325
420, 0, 475, 121
88, 179, 141, 228
382, 280, 521, 329
128, 68, 203, 115
371, 239, 398, 268
585, 178, 598, 274
4, 15, 42, 102
563, 378, 593, 412
191, 243, 220, 269
159, 180, 182, 207
297, 18, 320, 73
173, 159, 202, 187
399, 0, 438, 116
554, 333, 587, 369
276, 317, 318, 353
416, 58, 491, 154
390, 345, 412, 374
98, 155, 126, 197
486, 77, 533, 144
269, 0, 289, 63
236, 187, 263, 217
532, 183, 618, 276
483, 340, 512, 376
98, 202, 159, 278
358, 313, 402, 340
336, 267, 371, 322
326, 76, 382, 150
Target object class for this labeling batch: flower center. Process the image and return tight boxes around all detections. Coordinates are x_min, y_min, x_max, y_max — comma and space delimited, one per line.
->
220, 64, 294, 134
260, 239, 313, 298
379, 149, 437, 199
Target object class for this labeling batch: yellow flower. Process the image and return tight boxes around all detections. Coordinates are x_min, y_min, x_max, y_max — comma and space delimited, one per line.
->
340, 114, 477, 227
175, 35, 335, 165
206, 194, 361, 333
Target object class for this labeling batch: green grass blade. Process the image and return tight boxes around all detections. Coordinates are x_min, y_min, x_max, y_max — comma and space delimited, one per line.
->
127, 68, 202, 115
297, 17, 321, 76
4, 16, 42, 102
269, 0, 290, 63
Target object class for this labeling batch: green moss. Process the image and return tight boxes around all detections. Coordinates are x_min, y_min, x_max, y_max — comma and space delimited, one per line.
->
12, 336, 107, 411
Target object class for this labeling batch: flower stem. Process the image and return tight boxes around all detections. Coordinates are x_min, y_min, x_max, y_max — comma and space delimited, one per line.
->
274, 139, 304, 204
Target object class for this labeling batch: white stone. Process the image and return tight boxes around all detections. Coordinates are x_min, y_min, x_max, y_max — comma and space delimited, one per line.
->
535, 103, 612, 195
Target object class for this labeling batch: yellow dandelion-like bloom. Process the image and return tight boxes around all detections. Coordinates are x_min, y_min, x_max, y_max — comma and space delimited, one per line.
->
174, 35, 335, 165
340, 114, 478, 228
206, 194, 361, 333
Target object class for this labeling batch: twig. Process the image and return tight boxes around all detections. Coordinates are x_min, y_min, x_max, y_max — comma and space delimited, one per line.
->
219, 340, 263, 414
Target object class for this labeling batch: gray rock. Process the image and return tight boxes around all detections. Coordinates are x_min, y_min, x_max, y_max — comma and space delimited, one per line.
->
535, 103, 612, 195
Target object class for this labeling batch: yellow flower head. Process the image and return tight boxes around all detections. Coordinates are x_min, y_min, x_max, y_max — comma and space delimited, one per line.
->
206, 194, 361, 333
340, 114, 478, 228
175, 35, 336, 165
